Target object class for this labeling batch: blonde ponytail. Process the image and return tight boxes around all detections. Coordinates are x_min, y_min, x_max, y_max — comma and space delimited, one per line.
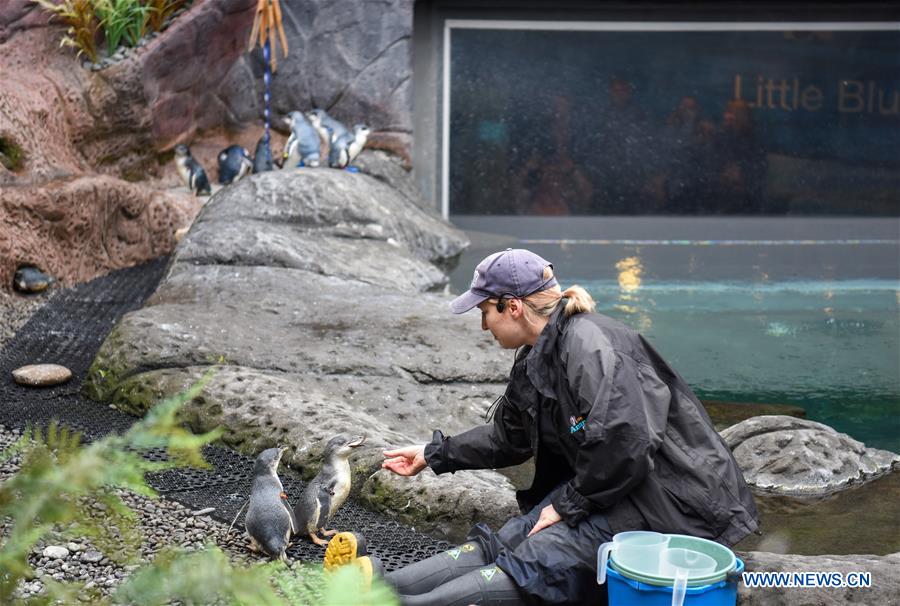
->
522, 266, 596, 319
561, 285, 596, 316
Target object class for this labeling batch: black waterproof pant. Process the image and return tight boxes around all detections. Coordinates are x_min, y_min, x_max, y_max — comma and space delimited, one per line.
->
471, 483, 626, 605
387, 484, 628, 605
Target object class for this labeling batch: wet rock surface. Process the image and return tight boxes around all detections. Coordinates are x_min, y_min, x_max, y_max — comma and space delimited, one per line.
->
722, 415, 899, 496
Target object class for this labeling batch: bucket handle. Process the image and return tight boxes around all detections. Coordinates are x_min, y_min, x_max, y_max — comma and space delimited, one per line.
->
671, 567, 689, 606
596, 542, 614, 585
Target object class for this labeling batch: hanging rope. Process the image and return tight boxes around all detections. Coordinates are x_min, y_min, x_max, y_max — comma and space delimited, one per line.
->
248, 0, 289, 165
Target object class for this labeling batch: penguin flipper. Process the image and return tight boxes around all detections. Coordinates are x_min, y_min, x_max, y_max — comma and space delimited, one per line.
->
192, 169, 211, 196
316, 482, 334, 530
293, 481, 322, 536
283, 498, 299, 535
328, 141, 341, 168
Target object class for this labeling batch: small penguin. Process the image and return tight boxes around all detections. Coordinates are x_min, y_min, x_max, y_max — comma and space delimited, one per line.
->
282, 111, 321, 168
173, 144, 211, 196
307, 108, 349, 157
252, 137, 273, 174
245, 447, 297, 560
217, 144, 253, 185
293, 434, 366, 546
329, 124, 371, 169
13, 266, 54, 293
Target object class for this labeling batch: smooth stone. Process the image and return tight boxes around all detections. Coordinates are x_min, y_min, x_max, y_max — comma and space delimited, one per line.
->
42, 545, 69, 560
81, 550, 103, 563
12, 364, 72, 386
723, 415, 900, 496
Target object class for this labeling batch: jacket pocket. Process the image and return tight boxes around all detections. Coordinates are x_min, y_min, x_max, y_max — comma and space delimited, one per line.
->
654, 447, 729, 532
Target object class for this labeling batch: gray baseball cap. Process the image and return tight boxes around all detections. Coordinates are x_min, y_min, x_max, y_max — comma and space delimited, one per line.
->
450, 248, 558, 314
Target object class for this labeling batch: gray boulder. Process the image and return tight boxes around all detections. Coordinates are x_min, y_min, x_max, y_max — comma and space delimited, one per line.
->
84, 168, 527, 542
353, 149, 437, 217
183, 169, 462, 270
722, 416, 900, 496
736, 551, 900, 605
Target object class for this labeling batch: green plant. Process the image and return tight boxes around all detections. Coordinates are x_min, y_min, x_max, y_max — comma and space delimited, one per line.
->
30, 0, 100, 63
93, 0, 150, 55
274, 562, 400, 606
145, 0, 185, 33
0, 137, 25, 172
112, 546, 285, 606
0, 375, 219, 601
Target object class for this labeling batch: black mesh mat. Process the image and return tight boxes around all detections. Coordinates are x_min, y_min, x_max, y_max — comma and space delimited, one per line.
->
0, 257, 449, 569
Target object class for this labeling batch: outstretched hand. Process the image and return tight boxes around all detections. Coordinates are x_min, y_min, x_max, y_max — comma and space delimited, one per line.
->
527, 504, 562, 537
382, 444, 428, 476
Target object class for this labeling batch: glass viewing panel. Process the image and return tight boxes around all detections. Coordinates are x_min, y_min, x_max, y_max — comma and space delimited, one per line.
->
448, 25, 900, 216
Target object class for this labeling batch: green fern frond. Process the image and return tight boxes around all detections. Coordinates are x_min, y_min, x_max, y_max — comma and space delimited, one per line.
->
113, 546, 285, 606
0, 372, 221, 603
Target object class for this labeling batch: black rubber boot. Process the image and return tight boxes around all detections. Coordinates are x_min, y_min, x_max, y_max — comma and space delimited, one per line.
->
397, 565, 526, 606
384, 541, 490, 596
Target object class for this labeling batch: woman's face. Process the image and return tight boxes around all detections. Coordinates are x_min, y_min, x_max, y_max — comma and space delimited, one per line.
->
478, 300, 527, 349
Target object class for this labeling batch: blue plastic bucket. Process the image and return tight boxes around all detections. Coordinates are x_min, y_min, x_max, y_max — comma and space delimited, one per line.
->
606, 558, 744, 606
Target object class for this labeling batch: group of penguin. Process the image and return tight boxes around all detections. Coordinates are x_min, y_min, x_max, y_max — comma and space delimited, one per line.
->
244, 433, 367, 561
173, 108, 371, 197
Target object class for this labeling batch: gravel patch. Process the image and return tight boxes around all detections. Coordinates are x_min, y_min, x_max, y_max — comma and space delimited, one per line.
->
0, 289, 49, 351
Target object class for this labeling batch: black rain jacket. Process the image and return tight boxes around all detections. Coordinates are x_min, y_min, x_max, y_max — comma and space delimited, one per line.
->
425, 306, 760, 546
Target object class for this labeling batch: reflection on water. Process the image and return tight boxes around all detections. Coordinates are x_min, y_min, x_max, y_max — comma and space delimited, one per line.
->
614, 255, 652, 331
615, 256, 643, 293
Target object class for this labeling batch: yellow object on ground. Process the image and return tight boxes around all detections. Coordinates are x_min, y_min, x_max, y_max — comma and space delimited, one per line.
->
323, 532, 375, 588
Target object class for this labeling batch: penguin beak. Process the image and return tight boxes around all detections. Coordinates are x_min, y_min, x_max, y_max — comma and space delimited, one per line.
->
349, 434, 366, 448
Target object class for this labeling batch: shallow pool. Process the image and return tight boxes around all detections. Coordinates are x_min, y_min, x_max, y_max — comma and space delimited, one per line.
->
585, 278, 900, 453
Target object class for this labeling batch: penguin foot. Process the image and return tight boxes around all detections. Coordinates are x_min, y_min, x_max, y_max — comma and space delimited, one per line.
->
311, 533, 330, 547
321, 528, 338, 537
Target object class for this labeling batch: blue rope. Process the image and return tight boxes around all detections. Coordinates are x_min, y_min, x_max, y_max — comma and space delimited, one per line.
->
263, 38, 272, 165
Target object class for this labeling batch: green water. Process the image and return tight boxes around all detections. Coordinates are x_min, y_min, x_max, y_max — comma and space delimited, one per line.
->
736, 472, 900, 556
581, 279, 900, 453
